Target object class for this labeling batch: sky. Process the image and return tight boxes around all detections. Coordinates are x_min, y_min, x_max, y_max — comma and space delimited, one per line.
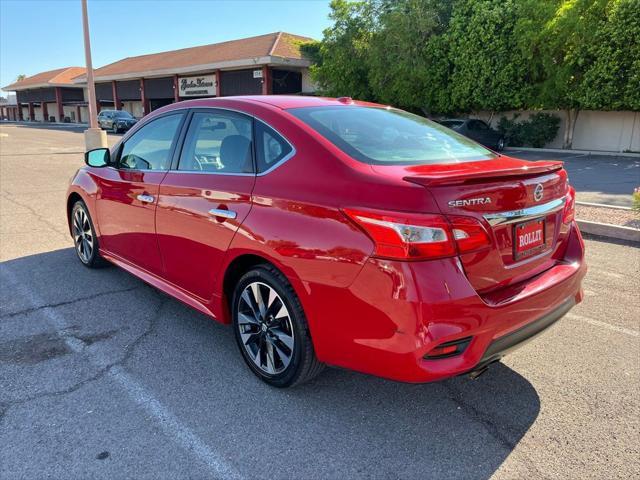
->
0, 0, 332, 94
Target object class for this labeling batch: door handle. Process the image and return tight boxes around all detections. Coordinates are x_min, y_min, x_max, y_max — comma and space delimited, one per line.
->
137, 194, 155, 203
208, 208, 237, 220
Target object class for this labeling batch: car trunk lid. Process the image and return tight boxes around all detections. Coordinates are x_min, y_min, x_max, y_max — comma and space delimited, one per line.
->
372, 156, 570, 294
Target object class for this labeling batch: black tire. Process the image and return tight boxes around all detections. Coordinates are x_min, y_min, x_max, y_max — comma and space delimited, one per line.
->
111, 123, 119, 134
497, 137, 505, 151
71, 200, 108, 268
231, 264, 324, 388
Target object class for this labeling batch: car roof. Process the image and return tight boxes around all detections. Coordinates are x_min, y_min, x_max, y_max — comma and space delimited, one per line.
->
166, 95, 384, 111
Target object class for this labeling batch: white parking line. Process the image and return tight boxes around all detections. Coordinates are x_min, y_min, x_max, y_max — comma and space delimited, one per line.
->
567, 313, 639, 337
0, 265, 242, 480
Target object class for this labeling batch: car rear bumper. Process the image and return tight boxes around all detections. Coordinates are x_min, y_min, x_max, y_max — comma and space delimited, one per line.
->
305, 222, 586, 383
468, 295, 576, 374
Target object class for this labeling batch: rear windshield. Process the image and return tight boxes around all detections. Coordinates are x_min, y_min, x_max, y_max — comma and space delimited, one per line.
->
288, 106, 496, 165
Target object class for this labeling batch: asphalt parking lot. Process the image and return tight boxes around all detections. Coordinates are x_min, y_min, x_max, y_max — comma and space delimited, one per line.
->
508, 148, 640, 207
1, 123, 639, 479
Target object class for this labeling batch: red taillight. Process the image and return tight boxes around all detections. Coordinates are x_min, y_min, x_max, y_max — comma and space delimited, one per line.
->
343, 208, 491, 260
448, 215, 491, 254
343, 208, 456, 260
563, 186, 576, 224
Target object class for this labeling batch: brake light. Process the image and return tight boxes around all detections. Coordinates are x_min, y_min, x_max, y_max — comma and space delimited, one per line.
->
343, 208, 455, 260
448, 215, 491, 253
563, 186, 576, 224
343, 209, 491, 260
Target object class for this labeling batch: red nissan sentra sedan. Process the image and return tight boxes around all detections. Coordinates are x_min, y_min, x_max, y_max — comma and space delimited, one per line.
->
67, 96, 586, 387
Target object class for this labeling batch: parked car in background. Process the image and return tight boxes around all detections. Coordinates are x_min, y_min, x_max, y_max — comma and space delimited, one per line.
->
440, 119, 505, 151
68, 96, 585, 388
98, 110, 138, 133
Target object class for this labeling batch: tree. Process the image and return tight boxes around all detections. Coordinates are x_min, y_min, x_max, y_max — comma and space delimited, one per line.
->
307, 0, 378, 100
15, 74, 26, 82
366, 0, 452, 114
533, 0, 610, 149
308, 0, 638, 146
577, 0, 640, 111
446, 0, 534, 116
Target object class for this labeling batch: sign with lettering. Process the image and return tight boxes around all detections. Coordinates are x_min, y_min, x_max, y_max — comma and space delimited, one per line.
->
179, 74, 216, 97
253, 70, 263, 79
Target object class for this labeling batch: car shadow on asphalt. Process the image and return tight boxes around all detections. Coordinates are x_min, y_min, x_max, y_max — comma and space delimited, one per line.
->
1, 248, 540, 479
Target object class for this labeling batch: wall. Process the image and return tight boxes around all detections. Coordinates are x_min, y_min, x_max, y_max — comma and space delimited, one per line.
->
122, 101, 143, 118
301, 69, 317, 94
63, 105, 78, 123
80, 106, 89, 123
220, 69, 262, 96
45, 102, 57, 121
33, 106, 44, 121
474, 110, 640, 153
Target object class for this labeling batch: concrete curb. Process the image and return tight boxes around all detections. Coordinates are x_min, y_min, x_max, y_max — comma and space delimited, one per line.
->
577, 219, 640, 243
505, 146, 640, 158
576, 201, 632, 211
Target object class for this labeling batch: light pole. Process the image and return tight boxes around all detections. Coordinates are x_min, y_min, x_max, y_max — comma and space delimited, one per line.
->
81, 0, 106, 149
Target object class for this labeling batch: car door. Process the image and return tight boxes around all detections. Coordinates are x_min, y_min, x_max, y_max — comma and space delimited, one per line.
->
94, 112, 185, 275
155, 108, 257, 301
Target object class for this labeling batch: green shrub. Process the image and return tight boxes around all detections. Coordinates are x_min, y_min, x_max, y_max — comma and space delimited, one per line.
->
633, 187, 640, 213
497, 114, 524, 146
497, 113, 561, 148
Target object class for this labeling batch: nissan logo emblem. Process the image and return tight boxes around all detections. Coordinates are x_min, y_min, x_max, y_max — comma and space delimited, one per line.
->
534, 183, 544, 202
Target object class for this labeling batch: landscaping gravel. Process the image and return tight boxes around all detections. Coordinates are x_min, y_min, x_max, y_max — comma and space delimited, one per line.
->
576, 204, 640, 229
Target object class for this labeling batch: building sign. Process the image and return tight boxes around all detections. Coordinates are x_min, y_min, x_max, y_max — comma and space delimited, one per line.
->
253, 70, 263, 79
179, 74, 216, 97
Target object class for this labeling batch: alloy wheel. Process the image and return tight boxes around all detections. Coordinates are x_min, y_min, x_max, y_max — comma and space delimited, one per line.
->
73, 206, 94, 263
237, 281, 295, 375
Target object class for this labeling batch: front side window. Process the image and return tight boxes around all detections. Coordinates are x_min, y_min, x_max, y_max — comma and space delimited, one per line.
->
178, 111, 253, 173
289, 106, 497, 165
119, 113, 184, 170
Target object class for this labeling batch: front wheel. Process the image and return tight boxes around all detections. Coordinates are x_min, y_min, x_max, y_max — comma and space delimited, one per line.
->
111, 123, 119, 134
231, 265, 324, 387
71, 201, 107, 268
497, 137, 505, 151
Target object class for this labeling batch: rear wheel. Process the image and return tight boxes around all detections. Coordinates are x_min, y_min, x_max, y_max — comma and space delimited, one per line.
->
71, 200, 107, 268
231, 265, 324, 387
497, 137, 505, 151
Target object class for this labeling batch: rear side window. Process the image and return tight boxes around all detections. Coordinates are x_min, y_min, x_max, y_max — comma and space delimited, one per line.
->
255, 121, 293, 173
289, 106, 497, 165
119, 113, 184, 170
178, 111, 253, 173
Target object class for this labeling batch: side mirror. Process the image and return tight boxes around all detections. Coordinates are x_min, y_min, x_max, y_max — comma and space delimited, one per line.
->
85, 148, 110, 167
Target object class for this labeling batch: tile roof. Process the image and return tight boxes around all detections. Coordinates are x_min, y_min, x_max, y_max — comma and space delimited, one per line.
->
85, 32, 314, 80
3, 67, 86, 91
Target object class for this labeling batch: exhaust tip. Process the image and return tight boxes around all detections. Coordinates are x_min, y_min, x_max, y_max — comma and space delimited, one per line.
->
469, 366, 489, 380
468, 359, 501, 380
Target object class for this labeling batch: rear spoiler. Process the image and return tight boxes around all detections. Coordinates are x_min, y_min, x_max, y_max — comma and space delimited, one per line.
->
403, 161, 563, 187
